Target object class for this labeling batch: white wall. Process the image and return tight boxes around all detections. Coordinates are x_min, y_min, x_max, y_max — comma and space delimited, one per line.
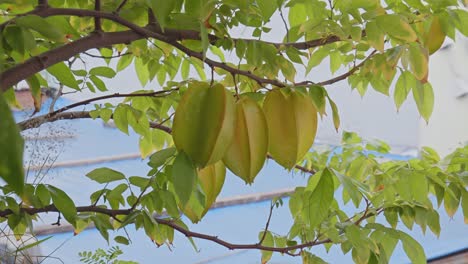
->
419, 36, 468, 157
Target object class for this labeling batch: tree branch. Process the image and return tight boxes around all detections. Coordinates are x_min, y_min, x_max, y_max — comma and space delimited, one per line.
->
6, 202, 379, 255
0, 7, 348, 90
0, 203, 331, 255
115, 0, 129, 14
0, 30, 143, 91
17, 111, 172, 133
94, 0, 102, 32
0, 7, 343, 51
17, 88, 178, 132
48, 88, 178, 116
258, 202, 275, 245
316, 50, 377, 86
37, 0, 49, 9
83, 51, 132, 59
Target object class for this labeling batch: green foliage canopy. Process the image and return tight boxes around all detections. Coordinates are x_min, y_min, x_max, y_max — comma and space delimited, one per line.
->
0, 0, 468, 263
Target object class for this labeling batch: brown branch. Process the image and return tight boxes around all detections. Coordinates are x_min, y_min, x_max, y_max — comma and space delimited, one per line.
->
315, 50, 377, 86
157, 217, 331, 255
0, 30, 144, 91
0, 203, 330, 255
258, 202, 275, 245
83, 51, 132, 59
0, 7, 347, 90
37, 0, 48, 9
0, 7, 343, 50
168, 40, 289, 88
17, 111, 173, 133
17, 89, 177, 131
49, 88, 178, 116
114, 0, 128, 14
94, 0, 102, 32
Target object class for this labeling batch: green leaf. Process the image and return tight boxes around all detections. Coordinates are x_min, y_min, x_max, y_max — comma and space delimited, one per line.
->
89, 75, 107, 91
376, 14, 417, 42
114, 236, 130, 245
307, 47, 330, 74
4, 26, 35, 55
462, 190, 468, 224
394, 71, 415, 110
89, 67, 116, 78
147, 0, 175, 30
26, 75, 42, 112
427, 209, 441, 237
16, 15, 64, 42
36, 184, 51, 206
161, 190, 180, 218
47, 62, 79, 90
135, 58, 150, 86
329, 51, 342, 74
0, 93, 24, 194
444, 183, 460, 217
408, 172, 428, 203
113, 105, 129, 134
149, 147, 176, 168
288, 3, 307, 27
302, 251, 328, 264
257, 0, 277, 21
413, 82, 434, 123
305, 168, 334, 229
47, 185, 77, 225
172, 151, 197, 207
99, 108, 113, 123
366, 21, 384, 52
327, 96, 340, 132
335, 171, 362, 207
200, 22, 209, 59
181, 59, 190, 80
453, 9, 468, 36
86, 167, 126, 184
398, 232, 426, 264
309, 86, 327, 117
117, 55, 134, 72
408, 45, 429, 82
259, 231, 274, 264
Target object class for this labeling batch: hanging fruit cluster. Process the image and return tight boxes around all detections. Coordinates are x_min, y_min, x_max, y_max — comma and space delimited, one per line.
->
173, 82, 318, 180
169, 82, 318, 222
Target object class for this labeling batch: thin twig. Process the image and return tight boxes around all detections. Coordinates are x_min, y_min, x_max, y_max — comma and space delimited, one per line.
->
17, 110, 173, 133
278, 6, 289, 42
130, 156, 175, 211
83, 51, 132, 59
48, 88, 178, 117
258, 202, 275, 245
316, 50, 377, 86
114, 0, 128, 14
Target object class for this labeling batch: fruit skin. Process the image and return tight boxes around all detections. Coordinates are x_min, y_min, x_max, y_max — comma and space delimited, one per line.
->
198, 160, 226, 214
181, 161, 226, 223
263, 89, 318, 169
172, 82, 236, 168
223, 96, 268, 184
425, 16, 445, 55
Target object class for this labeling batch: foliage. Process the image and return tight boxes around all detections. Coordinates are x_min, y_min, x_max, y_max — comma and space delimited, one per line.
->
79, 246, 138, 264
0, 0, 468, 263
